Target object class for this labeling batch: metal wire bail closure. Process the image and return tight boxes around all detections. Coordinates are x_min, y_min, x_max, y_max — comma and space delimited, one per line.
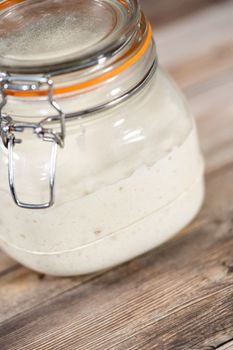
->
0, 59, 157, 210
0, 74, 66, 209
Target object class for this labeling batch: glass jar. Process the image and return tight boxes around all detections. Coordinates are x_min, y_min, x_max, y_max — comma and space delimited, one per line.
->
0, 0, 204, 276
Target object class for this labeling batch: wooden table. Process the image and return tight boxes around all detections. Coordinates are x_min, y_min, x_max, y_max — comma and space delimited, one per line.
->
1, 0, 233, 349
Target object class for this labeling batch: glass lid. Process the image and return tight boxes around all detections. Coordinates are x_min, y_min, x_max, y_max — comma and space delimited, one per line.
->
0, 0, 139, 73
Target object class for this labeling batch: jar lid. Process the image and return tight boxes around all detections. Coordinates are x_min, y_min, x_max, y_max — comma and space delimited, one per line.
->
0, 0, 139, 74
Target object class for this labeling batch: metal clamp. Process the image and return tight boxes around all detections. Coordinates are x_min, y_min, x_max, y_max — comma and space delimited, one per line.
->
0, 60, 157, 210
0, 74, 66, 209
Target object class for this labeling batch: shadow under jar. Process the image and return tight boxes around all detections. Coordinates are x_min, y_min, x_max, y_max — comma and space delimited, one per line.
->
0, 0, 205, 276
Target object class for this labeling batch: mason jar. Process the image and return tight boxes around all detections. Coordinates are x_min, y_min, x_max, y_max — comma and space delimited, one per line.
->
0, 0, 205, 276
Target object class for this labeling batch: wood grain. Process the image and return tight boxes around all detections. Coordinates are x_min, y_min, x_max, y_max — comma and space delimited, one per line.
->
141, 0, 220, 26
0, 0, 233, 349
1, 164, 233, 349
218, 341, 233, 350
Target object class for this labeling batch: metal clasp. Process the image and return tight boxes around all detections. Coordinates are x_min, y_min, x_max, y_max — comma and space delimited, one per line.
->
0, 74, 66, 209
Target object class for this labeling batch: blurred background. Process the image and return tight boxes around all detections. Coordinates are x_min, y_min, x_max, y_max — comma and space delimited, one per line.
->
140, 0, 233, 174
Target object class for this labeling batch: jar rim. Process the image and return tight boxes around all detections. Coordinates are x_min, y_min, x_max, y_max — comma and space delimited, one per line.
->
3, 23, 152, 98
0, 0, 140, 74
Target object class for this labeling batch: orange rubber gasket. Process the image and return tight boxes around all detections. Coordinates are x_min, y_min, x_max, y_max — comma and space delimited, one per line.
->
0, 0, 25, 10
1, 0, 153, 97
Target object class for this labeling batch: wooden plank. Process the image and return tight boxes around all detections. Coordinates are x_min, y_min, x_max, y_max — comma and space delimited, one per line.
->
154, 0, 233, 72
0, 266, 106, 322
1, 161, 233, 349
191, 73, 233, 174
218, 340, 233, 350
0, 253, 17, 276
169, 44, 233, 91
141, 0, 220, 26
